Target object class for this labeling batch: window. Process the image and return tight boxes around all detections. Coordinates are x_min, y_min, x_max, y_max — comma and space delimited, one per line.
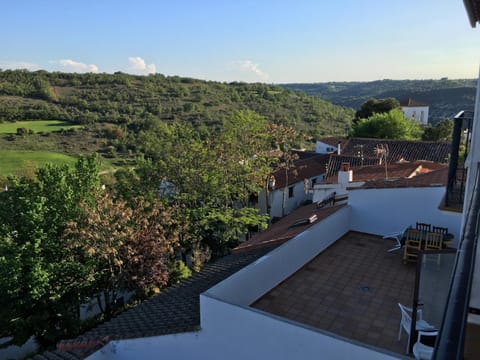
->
311, 178, 317, 187
288, 186, 294, 198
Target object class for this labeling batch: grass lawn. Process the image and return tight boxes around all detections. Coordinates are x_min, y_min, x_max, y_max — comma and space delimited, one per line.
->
0, 150, 77, 176
0, 120, 82, 134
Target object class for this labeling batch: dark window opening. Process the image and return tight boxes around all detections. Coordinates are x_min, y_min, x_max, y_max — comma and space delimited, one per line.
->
288, 186, 294, 198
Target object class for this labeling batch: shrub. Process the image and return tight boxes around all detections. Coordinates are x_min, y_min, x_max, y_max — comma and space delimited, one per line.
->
168, 260, 192, 285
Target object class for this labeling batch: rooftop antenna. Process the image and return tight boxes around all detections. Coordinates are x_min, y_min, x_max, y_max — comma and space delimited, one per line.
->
374, 144, 389, 179
354, 144, 365, 167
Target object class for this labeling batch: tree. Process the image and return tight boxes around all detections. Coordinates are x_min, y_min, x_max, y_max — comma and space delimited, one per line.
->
132, 112, 273, 256
62, 193, 182, 316
0, 156, 101, 348
268, 123, 299, 217
354, 98, 401, 123
422, 119, 454, 142
351, 109, 422, 140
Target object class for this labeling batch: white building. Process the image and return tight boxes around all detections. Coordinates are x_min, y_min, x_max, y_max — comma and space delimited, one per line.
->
264, 154, 329, 220
400, 98, 430, 125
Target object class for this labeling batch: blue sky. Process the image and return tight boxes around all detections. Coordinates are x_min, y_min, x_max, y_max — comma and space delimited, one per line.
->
1, 0, 479, 83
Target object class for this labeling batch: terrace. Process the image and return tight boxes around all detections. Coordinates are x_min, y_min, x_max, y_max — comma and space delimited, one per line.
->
60, 181, 465, 360
252, 232, 416, 355
198, 185, 463, 360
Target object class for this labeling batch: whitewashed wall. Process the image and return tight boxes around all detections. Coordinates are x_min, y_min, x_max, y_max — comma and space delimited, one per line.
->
86, 184, 465, 360
89, 303, 399, 360
88, 206, 398, 360
315, 140, 337, 154
269, 181, 309, 219
206, 206, 350, 304
348, 187, 462, 244
0, 336, 37, 360
401, 106, 429, 125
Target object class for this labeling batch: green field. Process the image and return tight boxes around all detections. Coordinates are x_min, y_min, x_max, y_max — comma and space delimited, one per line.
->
0, 120, 82, 134
0, 150, 77, 176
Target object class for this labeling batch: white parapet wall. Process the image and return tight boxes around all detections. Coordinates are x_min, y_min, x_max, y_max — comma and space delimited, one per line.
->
204, 205, 351, 305
198, 296, 400, 360
88, 205, 400, 360
85, 186, 463, 360
348, 187, 462, 245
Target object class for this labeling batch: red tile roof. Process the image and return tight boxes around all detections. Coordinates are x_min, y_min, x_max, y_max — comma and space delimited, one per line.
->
233, 203, 346, 253
35, 245, 278, 360
325, 154, 380, 179
317, 136, 349, 149
320, 137, 451, 177
325, 161, 447, 184
399, 98, 429, 107
359, 167, 448, 189
271, 154, 330, 189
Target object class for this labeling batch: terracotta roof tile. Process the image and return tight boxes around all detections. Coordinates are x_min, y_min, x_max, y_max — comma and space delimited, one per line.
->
359, 167, 448, 189
271, 154, 330, 189
32, 350, 87, 360
325, 161, 447, 184
317, 136, 350, 149
34, 246, 278, 360
233, 203, 346, 253
399, 98, 429, 107
324, 137, 451, 177
325, 154, 379, 178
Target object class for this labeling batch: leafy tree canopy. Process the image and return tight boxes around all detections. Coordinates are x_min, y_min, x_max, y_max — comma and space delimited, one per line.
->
0, 156, 101, 347
422, 119, 454, 142
351, 109, 423, 140
354, 98, 400, 122
0, 155, 185, 348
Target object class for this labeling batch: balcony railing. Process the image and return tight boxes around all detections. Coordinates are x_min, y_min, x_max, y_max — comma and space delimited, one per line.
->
444, 111, 473, 210
434, 162, 480, 359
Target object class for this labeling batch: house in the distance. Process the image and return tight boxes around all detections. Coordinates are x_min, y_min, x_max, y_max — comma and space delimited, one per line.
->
263, 137, 451, 220
266, 153, 330, 220
319, 136, 451, 178
400, 98, 430, 125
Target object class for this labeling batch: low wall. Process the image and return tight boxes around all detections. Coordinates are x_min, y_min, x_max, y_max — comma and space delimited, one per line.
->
348, 187, 462, 245
205, 205, 351, 305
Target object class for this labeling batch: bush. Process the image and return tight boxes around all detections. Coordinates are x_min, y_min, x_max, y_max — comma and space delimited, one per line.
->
168, 260, 192, 285
16, 127, 33, 136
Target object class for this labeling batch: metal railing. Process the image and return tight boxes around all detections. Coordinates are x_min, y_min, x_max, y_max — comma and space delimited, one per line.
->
434, 162, 480, 359
445, 111, 473, 208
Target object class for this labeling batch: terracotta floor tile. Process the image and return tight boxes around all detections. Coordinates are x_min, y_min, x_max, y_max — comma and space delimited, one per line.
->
251, 232, 417, 355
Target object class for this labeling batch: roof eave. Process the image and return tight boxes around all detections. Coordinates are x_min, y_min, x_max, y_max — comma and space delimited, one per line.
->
464, 0, 480, 28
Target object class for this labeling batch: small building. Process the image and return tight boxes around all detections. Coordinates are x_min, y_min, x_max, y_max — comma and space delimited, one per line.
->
400, 98, 429, 125
266, 154, 330, 220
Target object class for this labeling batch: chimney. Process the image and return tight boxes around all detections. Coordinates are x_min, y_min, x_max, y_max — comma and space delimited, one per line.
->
338, 162, 353, 185
337, 141, 341, 155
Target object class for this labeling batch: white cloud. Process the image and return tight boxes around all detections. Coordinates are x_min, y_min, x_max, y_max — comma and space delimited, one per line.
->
52, 59, 99, 73
232, 60, 269, 81
0, 61, 39, 71
127, 57, 156, 75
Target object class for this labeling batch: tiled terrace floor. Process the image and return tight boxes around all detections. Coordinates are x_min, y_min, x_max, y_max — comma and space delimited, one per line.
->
252, 232, 417, 355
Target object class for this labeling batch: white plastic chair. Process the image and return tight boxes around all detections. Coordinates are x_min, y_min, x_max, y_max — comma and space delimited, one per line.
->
383, 231, 404, 252
398, 303, 436, 353
413, 330, 438, 359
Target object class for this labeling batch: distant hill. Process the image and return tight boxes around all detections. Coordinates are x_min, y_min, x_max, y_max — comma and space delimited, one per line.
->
0, 70, 354, 141
280, 79, 477, 124
0, 70, 355, 175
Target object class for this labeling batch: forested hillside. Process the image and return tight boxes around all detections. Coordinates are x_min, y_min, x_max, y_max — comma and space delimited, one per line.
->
281, 78, 477, 124
0, 69, 353, 140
